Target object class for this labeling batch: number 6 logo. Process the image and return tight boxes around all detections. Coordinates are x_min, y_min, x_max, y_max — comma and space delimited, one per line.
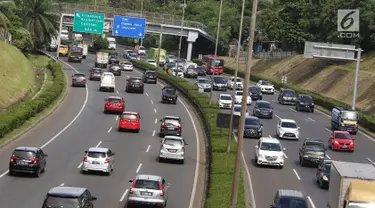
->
337, 9, 360, 32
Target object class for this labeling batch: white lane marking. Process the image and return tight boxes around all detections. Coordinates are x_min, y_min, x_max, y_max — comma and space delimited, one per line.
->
283, 152, 288, 159
146, 93, 149, 96
307, 117, 315, 122
293, 169, 301, 180
325, 128, 332, 133
96, 141, 102, 147
367, 158, 375, 165
60, 183, 64, 186
152, 130, 155, 137
150, 100, 154, 104
107, 127, 112, 133
119, 189, 129, 202
136, 163, 142, 173
116, 116, 119, 121
271, 100, 277, 103
116, 90, 119, 94
289, 108, 297, 112
307, 196, 316, 208
326, 154, 331, 159
154, 108, 157, 113
275, 114, 281, 120
146, 145, 151, 153
77, 162, 83, 169
126, 75, 129, 78
155, 118, 157, 123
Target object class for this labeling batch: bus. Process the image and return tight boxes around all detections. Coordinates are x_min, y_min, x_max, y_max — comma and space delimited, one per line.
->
202, 55, 224, 75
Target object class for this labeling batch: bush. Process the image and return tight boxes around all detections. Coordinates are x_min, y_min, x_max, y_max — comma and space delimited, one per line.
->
0, 60, 65, 138
92, 36, 109, 51
132, 60, 246, 208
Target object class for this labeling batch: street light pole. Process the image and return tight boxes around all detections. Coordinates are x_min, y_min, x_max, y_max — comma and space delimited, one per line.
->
140, 0, 144, 46
177, 0, 187, 65
230, 0, 259, 206
227, 0, 245, 153
210, 0, 223, 104
352, 48, 361, 110
56, 13, 64, 60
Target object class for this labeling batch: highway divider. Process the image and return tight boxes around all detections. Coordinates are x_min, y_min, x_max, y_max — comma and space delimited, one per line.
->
0, 59, 65, 138
192, 59, 375, 134
131, 60, 246, 207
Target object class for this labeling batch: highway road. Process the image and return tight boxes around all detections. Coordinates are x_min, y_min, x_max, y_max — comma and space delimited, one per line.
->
0, 50, 205, 208
179, 72, 375, 208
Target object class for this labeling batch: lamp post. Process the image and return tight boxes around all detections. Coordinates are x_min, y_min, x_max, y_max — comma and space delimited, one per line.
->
177, 0, 187, 65
227, 0, 245, 153
230, 0, 259, 206
140, 0, 144, 46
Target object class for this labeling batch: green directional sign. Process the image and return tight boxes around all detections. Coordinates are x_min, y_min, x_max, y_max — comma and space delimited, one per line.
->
73, 11, 105, 34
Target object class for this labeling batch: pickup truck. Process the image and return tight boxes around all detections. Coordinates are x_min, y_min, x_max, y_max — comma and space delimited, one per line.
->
161, 86, 178, 104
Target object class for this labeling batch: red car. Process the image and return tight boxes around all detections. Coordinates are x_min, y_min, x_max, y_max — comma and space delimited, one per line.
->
118, 112, 141, 132
104, 96, 125, 114
328, 130, 355, 151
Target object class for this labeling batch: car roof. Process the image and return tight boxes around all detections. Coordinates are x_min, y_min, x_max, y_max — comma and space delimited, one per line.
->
235, 90, 244, 93
281, 88, 294, 91
91, 67, 102, 70
245, 115, 258, 120
15, 146, 39, 152
164, 135, 183, 140
164, 116, 180, 120
260, 137, 280, 144
108, 96, 122, 99
122, 111, 138, 115
129, 76, 142, 79
334, 130, 349, 134
304, 138, 324, 145
278, 189, 305, 198
47, 186, 86, 197
136, 174, 162, 181
198, 77, 209, 80
220, 94, 231, 97
88, 147, 108, 153
256, 100, 270, 104
147, 59, 155, 62
74, 73, 85, 76
280, 119, 296, 123
234, 104, 242, 107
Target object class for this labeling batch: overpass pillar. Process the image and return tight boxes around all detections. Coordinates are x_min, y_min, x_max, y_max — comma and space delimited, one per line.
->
186, 31, 199, 61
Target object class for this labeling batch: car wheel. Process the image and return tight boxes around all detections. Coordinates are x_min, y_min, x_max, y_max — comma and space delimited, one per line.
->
279, 165, 283, 169
319, 180, 324, 188
104, 110, 107, 114
299, 157, 304, 167
118, 128, 122, 132
141, 90, 144, 94
135, 129, 140, 133
9, 170, 14, 176
158, 157, 163, 163
180, 159, 184, 164
35, 168, 41, 177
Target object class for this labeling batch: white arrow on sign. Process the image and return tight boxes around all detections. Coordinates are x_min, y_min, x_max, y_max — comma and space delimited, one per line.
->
116, 25, 120, 29
138, 33, 142, 36
76, 13, 80, 18
115, 30, 119, 34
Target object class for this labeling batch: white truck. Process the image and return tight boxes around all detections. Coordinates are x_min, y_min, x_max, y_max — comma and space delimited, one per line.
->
78, 44, 88, 59
106, 37, 116, 50
99, 72, 115, 92
95, 52, 109, 68
328, 161, 375, 208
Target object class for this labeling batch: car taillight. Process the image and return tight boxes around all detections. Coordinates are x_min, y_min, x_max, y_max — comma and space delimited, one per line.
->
129, 180, 137, 194
10, 156, 18, 162
176, 125, 181, 129
128, 82, 132, 85
83, 156, 88, 162
182, 146, 185, 151
158, 182, 164, 196
30, 157, 38, 164
161, 123, 167, 128
140, 83, 144, 87
104, 158, 110, 163
72, 78, 76, 80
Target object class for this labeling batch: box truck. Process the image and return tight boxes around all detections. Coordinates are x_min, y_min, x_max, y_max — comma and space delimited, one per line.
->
95, 52, 109, 68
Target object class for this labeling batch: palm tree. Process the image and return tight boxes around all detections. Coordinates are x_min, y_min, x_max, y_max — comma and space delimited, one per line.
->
0, 0, 14, 28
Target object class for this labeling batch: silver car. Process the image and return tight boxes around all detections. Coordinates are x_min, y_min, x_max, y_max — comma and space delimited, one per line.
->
127, 174, 169, 207
72, 73, 86, 87
196, 78, 211, 92
158, 136, 187, 164
121, 61, 134, 71
233, 104, 249, 116
81, 147, 115, 175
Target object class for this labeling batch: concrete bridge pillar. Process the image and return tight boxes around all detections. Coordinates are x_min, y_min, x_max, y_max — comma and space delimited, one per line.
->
186, 31, 198, 61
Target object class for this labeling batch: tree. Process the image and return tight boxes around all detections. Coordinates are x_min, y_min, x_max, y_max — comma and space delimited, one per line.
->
0, 0, 14, 28
92, 36, 109, 50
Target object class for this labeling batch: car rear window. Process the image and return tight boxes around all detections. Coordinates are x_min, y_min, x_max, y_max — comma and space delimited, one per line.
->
45, 196, 79, 207
108, 98, 121, 103
278, 198, 308, 208
165, 119, 180, 125
129, 78, 142, 82
87, 151, 106, 158
146, 71, 156, 75
93, 69, 102, 73
122, 114, 138, 119
74, 74, 85, 78
134, 180, 160, 190
124, 62, 132, 65
164, 138, 183, 146
13, 150, 36, 159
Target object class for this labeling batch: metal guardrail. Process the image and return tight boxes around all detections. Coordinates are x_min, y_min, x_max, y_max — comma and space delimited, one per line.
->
57, 3, 208, 32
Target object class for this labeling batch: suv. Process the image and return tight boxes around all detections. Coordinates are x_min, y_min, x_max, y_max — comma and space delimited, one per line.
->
42, 186, 97, 208
143, 70, 158, 84
126, 77, 144, 93
161, 86, 178, 104
316, 159, 332, 189
127, 174, 169, 207
108, 55, 119, 64
256, 80, 275, 94
276, 119, 300, 140
89, 68, 103, 81
278, 88, 297, 105
244, 116, 263, 138
254, 137, 285, 168
159, 116, 182, 136
212, 76, 227, 91
248, 86, 263, 100
271, 189, 308, 208
299, 138, 326, 167
9, 146, 48, 177
295, 94, 315, 112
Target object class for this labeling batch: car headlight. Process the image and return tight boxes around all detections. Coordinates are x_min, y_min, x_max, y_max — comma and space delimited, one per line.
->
283, 96, 287, 99
258, 128, 262, 132
278, 156, 284, 160
311, 103, 314, 106
260, 93, 262, 95
334, 140, 339, 144
323, 175, 328, 181
258, 154, 265, 158
256, 109, 260, 112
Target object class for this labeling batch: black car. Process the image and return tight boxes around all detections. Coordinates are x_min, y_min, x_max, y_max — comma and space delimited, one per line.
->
9, 146, 48, 177
316, 159, 332, 189
126, 77, 144, 93
68, 51, 82, 63
143, 70, 157, 84
109, 64, 122, 76
248, 86, 262, 100
253, 100, 273, 118
159, 116, 182, 136
243, 116, 263, 138
271, 189, 308, 208
108, 55, 120, 64
278, 88, 297, 105
89, 68, 103, 80
184, 68, 198, 78
295, 94, 315, 112
196, 66, 206, 76
212, 76, 227, 91
299, 138, 326, 167
161, 86, 178, 104
42, 186, 97, 208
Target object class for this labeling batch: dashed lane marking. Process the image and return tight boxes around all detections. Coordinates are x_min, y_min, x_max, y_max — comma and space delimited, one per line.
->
136, 163, 142, 173
119, 189, 129, 202
152, 130, 156, 137
289, 108, 297, 112
107, 127, 112, 133
307, 196, 316, 208
154, 109, 157, 113
307, 117, 316, 122
325, 128, 332, 133
150, 100, 154, 104
146, 145, 151, 153
293, 169, 301, 180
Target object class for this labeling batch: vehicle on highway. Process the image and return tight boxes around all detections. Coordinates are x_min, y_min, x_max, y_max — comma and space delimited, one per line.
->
9, 146, 47, 177
276, 119, 300, 140
233, 104, 249, 116
120, 61, 134, 71
109, 64, 122, 76
159, 116, 182, 136
217, 94, 232, 109
99, 72, 115, 92
244, 116, 263, 138
104, 96, 125, 114
78, 44, 88, 59
137, 46, 146, 55
173, 68, 184, 77
95, 51, 109, 68
58, 45, 69, 56
196, 77, 211, 92
73, 33, 83, 42
118, 111, 141, 132
127, 174, 169, 207
212, 75, 227, 91
299, 138, 326, 166
72, 73, 86, 87
252, 100, 273, 118
164, 62, 176, 71
159, 136, 187, 164
142, 70, 158, 84
254, 137, 285, 168
316, 159, 332, 189
67, 45, 83, 63
328, 130, 355, 151
60, 29, 69, 40
270, 189, 308, 208
108, 55, 120, 64
161, 86, 178, 104
278, 88, 297, 105
107, 37, 116, 50
184, 62, 198, 71
331, 107, 359, 134
128, 52, 139, 60
295, 94, 315, 112
228, 76, 243, 90
195, 66, 207, 76
184, 68, 198, 78
148, 48, 167, 66
256, 80, 275, 94
123, 50, 134, 59
234, 90, 252, 105
248, 85, 263, 100
42, 186, 97, 208
202, 54, 224, 75
126, 77, 145, 93
47, 37, 58, 51
166, 54, 177, 63
81, 147, 115, 175
146, 59, 157, 67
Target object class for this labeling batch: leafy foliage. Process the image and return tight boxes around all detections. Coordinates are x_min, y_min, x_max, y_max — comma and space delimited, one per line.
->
92, 36, 109, 50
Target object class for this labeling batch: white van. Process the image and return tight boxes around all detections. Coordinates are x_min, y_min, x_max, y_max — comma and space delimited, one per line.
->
106, 37, 116, 50
74, 34, 83, 42
60, 29, 69, 40
100, 72, 115, 92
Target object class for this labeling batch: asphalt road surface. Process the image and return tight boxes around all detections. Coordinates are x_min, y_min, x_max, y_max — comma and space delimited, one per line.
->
0, 50, 204, 208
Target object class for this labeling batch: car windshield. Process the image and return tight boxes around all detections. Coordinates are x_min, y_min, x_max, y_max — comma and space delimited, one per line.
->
260, 142, 281, 151
45, 196, 79, 207
198, 79, 210, 84
220, 96, 232, 100
236, 91, 243, 96
245, 118, 260, 126
234, 106, 242, 112
87, 151, 106, 158
139, 46, 145, 50
305, 144, 325, 151
166, 63, 176, 67
257, 102, 271, 109
262, 81, 273, 86
342, 111, 358, 121
61, 31, 68, 35
163, 87, 176, 95
211, 59, 224, 67
249, 86, 261, 93
281, 122, 297, 128
233, 78, 241, 82
300, 96, 313, 103
134, 180, 159, 190
283, 90, 296, 97
121, 114, 137, 120
197, 67, 205, 72
278, 198, 308, 208
214, 77, 225, 83
164, 138, 183, 146
129, 78, 142, 82
13, 150, 36, 159
108, 98, 121, 103
335, 132, 352, 140
146, 71, 156, 76
123, 62, 132, 65
93, 69, 102, 73
188, 69, 196, 73
130, 53, 137, 57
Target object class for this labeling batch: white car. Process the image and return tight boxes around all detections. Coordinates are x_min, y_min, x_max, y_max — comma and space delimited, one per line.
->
73, 33, 83, 42
235, 91, 251, 105
228, 77, 244, 90
254, 137, 285, 168
233, 104, 249, 116
276, 119, 300, 140
146, 59, 157, 67
138, 46, 146, 55
159, 136, 187, 164
60, 29, 69, 40
257, 80, 275, 94
81, 147, 115, 175
217, 94, 232, 109
120, 61, 133, 71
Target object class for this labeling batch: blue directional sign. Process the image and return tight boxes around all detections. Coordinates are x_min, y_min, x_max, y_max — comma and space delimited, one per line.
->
112, 15, 146, 38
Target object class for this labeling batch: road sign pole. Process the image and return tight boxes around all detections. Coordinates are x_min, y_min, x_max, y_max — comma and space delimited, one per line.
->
156, 25, 163, 68
140, 0, 144, 46
56, 13, 64, 60
352, 48, 362, 110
